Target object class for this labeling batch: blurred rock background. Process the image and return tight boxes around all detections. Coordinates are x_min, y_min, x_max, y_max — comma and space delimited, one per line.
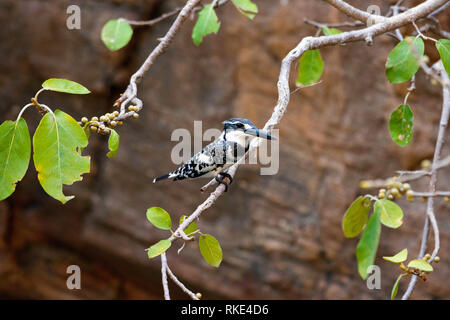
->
0, 0, 448, 299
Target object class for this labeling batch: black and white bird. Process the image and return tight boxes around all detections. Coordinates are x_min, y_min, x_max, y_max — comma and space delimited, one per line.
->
153, 118, 275, 191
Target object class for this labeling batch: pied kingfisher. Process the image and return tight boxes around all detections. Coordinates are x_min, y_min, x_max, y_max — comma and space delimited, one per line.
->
153, 118, 275, 191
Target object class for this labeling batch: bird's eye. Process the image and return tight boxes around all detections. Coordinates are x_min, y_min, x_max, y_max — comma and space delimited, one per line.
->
236, 123, 244, 128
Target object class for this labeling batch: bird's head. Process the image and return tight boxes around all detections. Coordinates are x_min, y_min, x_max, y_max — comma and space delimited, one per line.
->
222, 118, 276, 140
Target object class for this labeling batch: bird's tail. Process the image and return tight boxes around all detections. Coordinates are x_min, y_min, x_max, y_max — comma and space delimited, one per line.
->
153, 174, 171, 183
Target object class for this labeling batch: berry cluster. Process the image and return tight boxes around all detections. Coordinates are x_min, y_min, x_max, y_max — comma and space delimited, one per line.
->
80, 105, 140, 135
377, 177, 412, 201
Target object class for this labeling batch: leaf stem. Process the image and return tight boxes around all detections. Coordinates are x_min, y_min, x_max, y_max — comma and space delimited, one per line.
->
15, 103, 34, 122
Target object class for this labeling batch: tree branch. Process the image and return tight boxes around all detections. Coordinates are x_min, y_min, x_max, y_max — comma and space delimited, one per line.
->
161, 252, 170, 300
322, 0, 387, 24
402, 64, 449, 300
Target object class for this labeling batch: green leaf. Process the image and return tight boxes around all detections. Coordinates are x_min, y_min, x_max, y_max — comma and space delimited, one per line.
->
106, 129, 119, 159
375, 199, 403, 229
192, 4, 221, 46
0, 118, 31, 201
408, 259, 433, 272
386, 37, 424, 83
391, 274, 404, 300
42, 79, 90, 94
436, 39, 450, 76
146, 207, 172, 230
296, 49, 324, 87
389, 104, 414, 147
383, 248, 408, 263
231, 0, 258, 19
342, 196, 371, 238
101, 19, 133, 51
147, 239, 172, 259
356, 208, 381, 279
179, 215, 197, 235
33, 110, 90, 204
322, 27, 342, 35
199, 234, 223, 267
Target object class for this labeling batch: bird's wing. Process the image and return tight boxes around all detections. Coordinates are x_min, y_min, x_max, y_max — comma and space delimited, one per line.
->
169, 140, 229, 180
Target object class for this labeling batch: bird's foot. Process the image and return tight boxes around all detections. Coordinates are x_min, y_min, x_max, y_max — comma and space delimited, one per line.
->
215, 175, 229, 192
219, 172, 233, 185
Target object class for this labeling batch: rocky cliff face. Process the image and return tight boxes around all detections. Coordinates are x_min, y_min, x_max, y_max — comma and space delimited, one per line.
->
0, 0, 448, 299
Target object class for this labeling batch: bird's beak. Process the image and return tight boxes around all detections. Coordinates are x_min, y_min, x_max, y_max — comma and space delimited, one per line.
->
244, 128, 277, 140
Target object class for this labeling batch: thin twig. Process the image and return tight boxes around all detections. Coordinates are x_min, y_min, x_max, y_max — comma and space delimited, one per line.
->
303, 18, 364, 29
412, 191, 450, 197
121, 8, 182, 26
402, 64, 449, 300
166, 266, 200, 300
161, 253, 170, 300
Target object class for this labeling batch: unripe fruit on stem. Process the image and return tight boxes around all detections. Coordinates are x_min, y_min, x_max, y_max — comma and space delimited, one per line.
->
391, 188, 400, 197
434, 256, 440, 263
403, 183, 411, 191
387, 194, 394, 200
90, 126, 97, 132
424, 253, 431, 260
196, 293, 202, 299
110, 121, 117, 127
81, 117, 88, 123
421, 159, 431, 169
133, 113, 139, 119
91, 117, 99, 122
406, 190, 414, 201
100, 116, 109, 122
113, 111, 119, 117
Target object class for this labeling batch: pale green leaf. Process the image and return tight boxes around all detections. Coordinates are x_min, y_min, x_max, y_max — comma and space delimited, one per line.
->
322, 27, 342, 35
386, 37, 424, 83
356, 209, 381, 279
408, 259, 433, 272
342, 196, 371, 238
179, 215, 197, 235
33, 110, 90, 204
101, 19, 133, 51
146, 207, 172, 230
389, 104, 413, 147
0, 118, 31, 200
383, 248, 408, 263
375, 199, 403, 229
436, 39, 450, 76
42, 78, 90, 94
147, 239, 172, 258
106, 129, 119, 159
391, 274, 404, 300
192, 4, 221, 46
231, 0, 258, 19
199, 234, 223, 267
296, 49, 324, 87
